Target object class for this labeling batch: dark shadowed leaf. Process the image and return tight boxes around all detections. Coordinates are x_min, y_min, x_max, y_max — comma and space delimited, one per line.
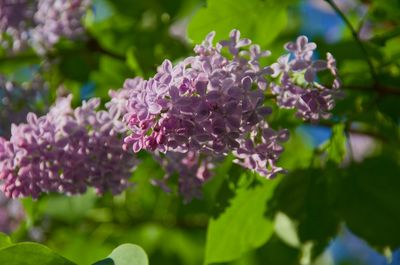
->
338, 156, 400, 248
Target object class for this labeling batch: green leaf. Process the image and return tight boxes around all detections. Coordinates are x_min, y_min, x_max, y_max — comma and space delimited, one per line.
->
188, 0, 292, 45
327, 123, 347, 164
269, 167, 340, 258
93, 244, 149, 265
205, 179, 278, 264
255, 235, 300, 265
126, 47, 144, 77
274, 212, 300, 248
371, 27, 400, 46
0, 242, 76, 265
92, 258, 114, 265
377, 96, 400, 123
338, 156, 400, 247
0, 233, 12, 249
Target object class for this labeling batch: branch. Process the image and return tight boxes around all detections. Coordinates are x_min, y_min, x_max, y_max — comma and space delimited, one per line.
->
0, 37, 126, 64
344, 84, 400, 96
0, 53, 39, 64
86, 36, 126, 61
325, 0, 378, 84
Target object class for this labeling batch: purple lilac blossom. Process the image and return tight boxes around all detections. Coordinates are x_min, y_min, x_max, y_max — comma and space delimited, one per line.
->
0, 0, 91, 53
0, 0, 34, 51
270, 35, 342, 121
108, 82, 216, 202
123, 30, 290, 179
32, 0, 91, 53
0, 95, 136, 198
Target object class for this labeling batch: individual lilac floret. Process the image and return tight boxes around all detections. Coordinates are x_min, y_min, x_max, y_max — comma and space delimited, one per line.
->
32, 0, 91, 53
123, 29, 288, 179
0, 95, 136, 199
271, 36, 342, 121
0, 0, 34, 51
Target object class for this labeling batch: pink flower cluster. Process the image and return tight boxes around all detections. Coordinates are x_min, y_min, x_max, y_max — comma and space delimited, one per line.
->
271, 36, 342, 121
0, 95, 136, 198
0, 0, 91, 53
124, 31, 334, 180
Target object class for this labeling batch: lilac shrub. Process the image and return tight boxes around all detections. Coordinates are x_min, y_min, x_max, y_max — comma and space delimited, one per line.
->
0, 30, 341, 202
0, 95, 136, 198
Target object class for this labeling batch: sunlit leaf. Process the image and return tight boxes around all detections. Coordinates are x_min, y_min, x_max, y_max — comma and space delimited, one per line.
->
327, 123, 347, 164
0, 243, 76, 265
188, 0, 293, 45
93, 244, 148, 265
205, 178, 278, 264
0, 233, 12, 249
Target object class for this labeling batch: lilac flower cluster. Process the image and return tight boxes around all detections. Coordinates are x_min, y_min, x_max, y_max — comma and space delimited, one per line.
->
270, 36, 342, 121
0, 0, 34, 51
0, 0, 91, 53
106, 82, 216, 202
0, 95, 136, 198
0, 75, 49, 138
122, 30, 291, 179
32, 0, 91, 53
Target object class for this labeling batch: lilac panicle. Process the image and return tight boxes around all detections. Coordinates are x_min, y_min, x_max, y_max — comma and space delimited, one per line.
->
0, 0, 34, 51
32, 0, 91, 53
0, 95, 136, 199
123, 29, 289, 179
271, 36, 342, 121
107, 84, 216, 202
0, 0, 91, 53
